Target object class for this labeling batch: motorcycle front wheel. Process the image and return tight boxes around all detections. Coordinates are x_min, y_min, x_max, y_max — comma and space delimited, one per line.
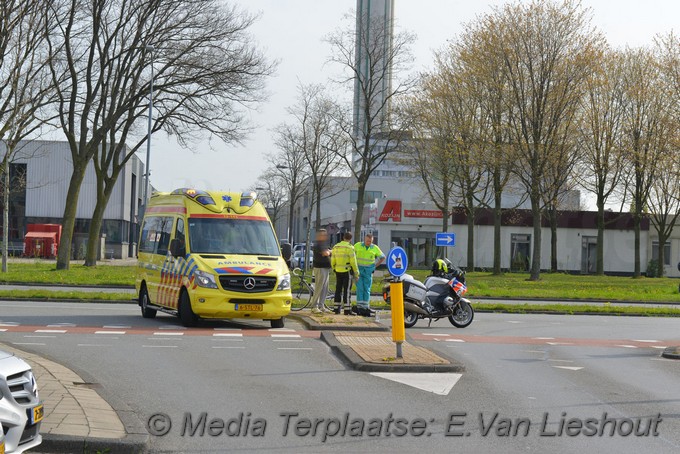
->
404, 310, 419, 328
448, 301, 474, 328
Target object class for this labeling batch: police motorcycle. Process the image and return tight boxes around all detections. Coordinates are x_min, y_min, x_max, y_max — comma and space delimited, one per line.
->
382, 258, 474, 328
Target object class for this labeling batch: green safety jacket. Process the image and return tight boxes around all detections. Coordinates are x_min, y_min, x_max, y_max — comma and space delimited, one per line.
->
354, 242, 385, 268
331, 241, 359, 274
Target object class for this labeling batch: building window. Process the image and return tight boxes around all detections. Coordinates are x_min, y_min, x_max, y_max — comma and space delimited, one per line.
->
651, 241, 671, 266
350, 190, 382, 204
510, 234, 531, 272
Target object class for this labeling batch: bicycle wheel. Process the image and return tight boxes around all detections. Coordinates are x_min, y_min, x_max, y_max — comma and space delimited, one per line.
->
291, 279, 313, 311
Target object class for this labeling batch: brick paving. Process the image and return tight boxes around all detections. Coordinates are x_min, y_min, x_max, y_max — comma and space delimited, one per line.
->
332, 331, 450, 365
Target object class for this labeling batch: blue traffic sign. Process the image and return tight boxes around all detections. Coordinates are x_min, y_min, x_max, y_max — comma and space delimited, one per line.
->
436, 232, 456, 247
387, 246, 408, 278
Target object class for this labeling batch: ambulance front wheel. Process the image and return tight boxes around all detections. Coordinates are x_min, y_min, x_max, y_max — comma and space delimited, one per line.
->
179, 291, 199, 327
270, 318, 285, 329
139, 285, 157, 319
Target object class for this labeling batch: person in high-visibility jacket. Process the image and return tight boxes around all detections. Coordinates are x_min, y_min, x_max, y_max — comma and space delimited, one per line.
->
353, 233, 385, 316
331, 232, 359, 315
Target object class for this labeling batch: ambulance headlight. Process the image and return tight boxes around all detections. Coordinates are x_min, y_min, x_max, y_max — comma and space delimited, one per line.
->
277, 273, 291, 291
194, 270, 218, 289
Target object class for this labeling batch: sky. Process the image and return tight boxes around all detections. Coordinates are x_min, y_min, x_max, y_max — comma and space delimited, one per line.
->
145, 0, 679, 194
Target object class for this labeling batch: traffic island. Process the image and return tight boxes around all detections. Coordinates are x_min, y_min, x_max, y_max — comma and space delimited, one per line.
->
288, 311, 389, 332
321, 331, 464, 372
661, 346, 680, 360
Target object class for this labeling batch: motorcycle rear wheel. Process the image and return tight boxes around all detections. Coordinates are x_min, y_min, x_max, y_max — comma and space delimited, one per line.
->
448, 302, 474, 328
404, 310, 419, 328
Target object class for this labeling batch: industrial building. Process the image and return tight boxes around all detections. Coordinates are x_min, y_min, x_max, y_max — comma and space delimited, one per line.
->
0, 140, 144, 259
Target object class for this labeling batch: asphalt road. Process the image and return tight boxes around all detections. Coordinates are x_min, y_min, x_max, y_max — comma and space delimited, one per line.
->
1, 300, 679, 453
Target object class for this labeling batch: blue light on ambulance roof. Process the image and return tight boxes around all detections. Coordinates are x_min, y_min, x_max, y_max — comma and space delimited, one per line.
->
240, 192, 256, 207
196, 195, 215, 205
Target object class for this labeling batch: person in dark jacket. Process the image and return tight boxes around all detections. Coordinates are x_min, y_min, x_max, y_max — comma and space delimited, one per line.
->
310, 230, 332, 313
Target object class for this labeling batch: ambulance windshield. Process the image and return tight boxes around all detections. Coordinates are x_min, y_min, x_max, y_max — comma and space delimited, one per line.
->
188, 218, 280, 256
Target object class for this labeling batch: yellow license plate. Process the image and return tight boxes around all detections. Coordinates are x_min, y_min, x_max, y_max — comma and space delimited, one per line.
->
236, 304, 262, 311
1, 440, 5, 454
31, 404, 44, 424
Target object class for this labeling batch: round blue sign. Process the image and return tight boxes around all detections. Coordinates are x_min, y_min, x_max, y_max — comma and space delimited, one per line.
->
387, 246, 408, 278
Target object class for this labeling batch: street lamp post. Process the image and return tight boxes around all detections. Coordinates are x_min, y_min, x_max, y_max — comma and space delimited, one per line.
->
142, 45, 155, 205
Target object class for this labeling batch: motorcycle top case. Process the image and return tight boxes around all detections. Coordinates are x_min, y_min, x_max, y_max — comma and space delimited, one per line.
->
403, 278, 427, 301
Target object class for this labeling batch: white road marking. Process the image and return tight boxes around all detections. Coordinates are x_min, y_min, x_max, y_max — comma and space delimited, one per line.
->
0, 329, 6, 332
0, 323, 19, 326
269, 328, 296, 332
35, 329, 67, 333
12, 342, 45, 346
48, 323, 76, 327
651, 346, 668, 349
153, 332, 184, 336
445, 339, 465, 343
212, 333, 243, 337
507, 321, 523, 324
214, 328, 242, 331
147, 337, 183, 341
271, 334, 301, 338
532, 337, 555, 340
633, 340, 660, 343
370, 372, 462, 396
616, 345, 638, 349
546, 342, 573, 346
103, 325, 131, 329
142, 345, 178, 348
95, 331, 126, 335
552, 366, 583, 371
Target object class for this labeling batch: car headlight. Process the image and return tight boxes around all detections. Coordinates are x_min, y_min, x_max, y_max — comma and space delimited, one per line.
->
277, 273, 291, 291
194, 270, 218, 289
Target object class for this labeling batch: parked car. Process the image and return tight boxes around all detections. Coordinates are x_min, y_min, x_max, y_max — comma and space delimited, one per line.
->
0, 350, 42, 453
291, 249, 313, 270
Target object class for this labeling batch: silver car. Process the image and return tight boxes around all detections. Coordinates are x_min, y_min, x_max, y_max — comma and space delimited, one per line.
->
0, 351, 42, 453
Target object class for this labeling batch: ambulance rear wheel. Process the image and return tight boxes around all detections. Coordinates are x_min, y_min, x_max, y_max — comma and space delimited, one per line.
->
270, 318, 285, 329
140, 286, 157, 319
179, 291, 198, 327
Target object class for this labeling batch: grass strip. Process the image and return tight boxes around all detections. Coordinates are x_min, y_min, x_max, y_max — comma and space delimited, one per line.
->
0, 290, 135, 302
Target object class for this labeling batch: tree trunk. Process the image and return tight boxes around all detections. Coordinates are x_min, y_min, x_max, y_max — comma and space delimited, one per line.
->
315, 188, 322, 230
493, 189, 502, 275
466, 204, 474, 271
633, 212, 641, 278
56, 161, 89, 270
595, 195, 605, 275
84, 180, 117, 266
529, 195, 542, 281
353, 179, 367, 242
287, 194, 295, 244
549, 206, 557, 273
2, 165, 9, 273
657, 232, 667, 278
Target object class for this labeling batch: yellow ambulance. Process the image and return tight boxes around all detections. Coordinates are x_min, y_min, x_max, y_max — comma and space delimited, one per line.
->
135, 188, 291, 328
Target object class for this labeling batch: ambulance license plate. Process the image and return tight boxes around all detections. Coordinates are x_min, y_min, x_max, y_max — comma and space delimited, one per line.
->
30, 404, 44, 425
236, 304, 262, 311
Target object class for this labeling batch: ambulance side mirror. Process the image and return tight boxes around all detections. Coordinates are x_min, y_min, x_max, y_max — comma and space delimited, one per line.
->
169, 239, 186, 258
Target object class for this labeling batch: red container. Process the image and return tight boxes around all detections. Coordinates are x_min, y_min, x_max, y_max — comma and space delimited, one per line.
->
24, 224, 62, 258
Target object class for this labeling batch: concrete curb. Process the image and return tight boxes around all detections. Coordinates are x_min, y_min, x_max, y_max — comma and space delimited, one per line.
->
0, 297, 136, 304
38, 433, 147, 453
0, 282, 134, 289
661, 346, 680, 360
320, 331, 465, 373
474, 309, 680, 317
288, 314, 389, 332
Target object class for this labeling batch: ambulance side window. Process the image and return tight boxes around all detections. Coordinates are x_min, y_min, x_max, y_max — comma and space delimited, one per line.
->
139, 216, 173, 255
175, 218, 185, 250
156, 217, 173, 256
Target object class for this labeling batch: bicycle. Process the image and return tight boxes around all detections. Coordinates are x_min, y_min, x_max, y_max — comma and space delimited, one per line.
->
291, 267, 342, 312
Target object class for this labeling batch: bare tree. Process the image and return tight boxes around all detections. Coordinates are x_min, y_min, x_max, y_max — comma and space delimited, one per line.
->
326, 10, 416, 241
46, 0, 273, 268
575, 49, 626, 275
270, 127, 309, 244
252, 168, 288, 229
0, 0, 55, 271
620, 46, 675, 277
484, 0, 602, 280
647, 150, 680, 277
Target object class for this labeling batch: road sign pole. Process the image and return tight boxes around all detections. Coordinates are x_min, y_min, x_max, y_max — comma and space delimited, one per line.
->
390, 279, 405, 359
